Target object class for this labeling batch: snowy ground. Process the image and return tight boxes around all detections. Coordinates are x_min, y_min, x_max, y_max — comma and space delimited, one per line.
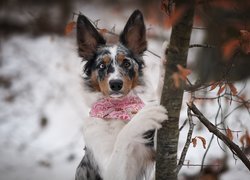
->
0, 3, 250, 180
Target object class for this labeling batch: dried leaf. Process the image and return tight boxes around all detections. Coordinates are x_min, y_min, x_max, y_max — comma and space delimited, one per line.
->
246, 130, 250, 147
197, 136, 206, 149
65, 21, 76, 35
228, 83, 238, 96
160, 0, 170, 13
99, 28, 108, 35
210, 82, 219, 91
226, 127, 233, 141
192, 137, 197, 148
222, 39, 240, 60
240, 130, 250, 148
177, 64, 192, 80
172, 72, 180, 88
171, 65, 191, 88
164, 5, 187, 29
217, 84, 226, 95
240, 134, 246, 147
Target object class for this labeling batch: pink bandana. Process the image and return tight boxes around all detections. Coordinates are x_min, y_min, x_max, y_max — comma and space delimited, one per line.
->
90, 95, 144, 121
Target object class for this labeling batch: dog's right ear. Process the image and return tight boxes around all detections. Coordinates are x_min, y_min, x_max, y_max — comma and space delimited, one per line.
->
77, 14, 106, 61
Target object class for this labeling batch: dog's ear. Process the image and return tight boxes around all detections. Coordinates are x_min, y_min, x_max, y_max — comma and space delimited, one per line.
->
77, 14, 106, 60
120, 10, 147, 55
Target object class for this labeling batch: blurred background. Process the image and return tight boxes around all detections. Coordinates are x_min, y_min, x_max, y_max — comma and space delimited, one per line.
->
0, 0, 250, 180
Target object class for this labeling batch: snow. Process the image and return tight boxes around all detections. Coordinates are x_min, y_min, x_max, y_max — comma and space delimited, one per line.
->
0, 3, 250, 180
0, 35, 86, 180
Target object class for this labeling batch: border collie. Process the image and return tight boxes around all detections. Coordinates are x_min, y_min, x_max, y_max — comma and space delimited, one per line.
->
75, 10, 167, 180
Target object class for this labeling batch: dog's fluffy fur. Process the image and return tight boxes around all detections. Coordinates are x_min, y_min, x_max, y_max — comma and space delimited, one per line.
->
75, 10, 167, 180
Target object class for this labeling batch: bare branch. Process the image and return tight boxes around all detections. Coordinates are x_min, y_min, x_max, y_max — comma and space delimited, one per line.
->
201, 97, 222, 171
187, 102, 250, 171
179, 118, 188, 132
177, 106, 195, 173
189, 44, 215, 48
183, 163, 221, 167
201, 134, 215, 171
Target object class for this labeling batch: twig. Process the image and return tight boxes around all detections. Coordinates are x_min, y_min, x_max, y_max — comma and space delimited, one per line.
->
179, 118, 188, 132
147, 49, 161, 59
187, 102, 250, 171
216, 127, 241, 133
201, 134, 214, 171
182, 163, 221, 167
177, 107, 195, 173
189, 44, 215, 48
200, 97, 222, 171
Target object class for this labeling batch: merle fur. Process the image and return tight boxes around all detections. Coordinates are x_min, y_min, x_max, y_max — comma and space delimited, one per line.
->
76, 148, 102, 180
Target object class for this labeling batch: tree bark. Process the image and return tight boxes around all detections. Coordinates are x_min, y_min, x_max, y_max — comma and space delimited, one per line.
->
156, 0, 195, 179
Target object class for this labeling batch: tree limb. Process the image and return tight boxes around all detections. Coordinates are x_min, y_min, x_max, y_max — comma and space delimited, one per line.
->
177, 106, 195, 173
187, 102, 250, 171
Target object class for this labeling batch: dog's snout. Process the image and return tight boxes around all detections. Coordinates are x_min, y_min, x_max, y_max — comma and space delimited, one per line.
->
109, 80, 123, 91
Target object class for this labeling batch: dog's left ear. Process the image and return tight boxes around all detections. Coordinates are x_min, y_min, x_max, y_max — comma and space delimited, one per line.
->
120, 10, 147, 55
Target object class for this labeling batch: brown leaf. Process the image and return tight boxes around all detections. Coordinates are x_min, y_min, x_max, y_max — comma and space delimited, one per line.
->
192, 137, 197, 148
172, 72, 180, 88
99, 28, 108, 35
217, 84, 226, 95
240, 134, 246, 147
240, 130, 250, 148
222, 39, 240, 60
226, 127, 233, 141
246, 130, 250, 147
228, 83, 238, 96
210, 82, 219, 91
160, 0, 170, 13
197, 136, 206, 149
177, 64, 192, 80
65, 21, 76, 35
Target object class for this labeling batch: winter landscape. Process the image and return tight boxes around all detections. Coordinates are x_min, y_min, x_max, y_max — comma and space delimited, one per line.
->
0, 1, 250, 180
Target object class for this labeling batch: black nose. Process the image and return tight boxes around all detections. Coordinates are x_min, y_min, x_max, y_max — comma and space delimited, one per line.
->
109, 80, 123, 91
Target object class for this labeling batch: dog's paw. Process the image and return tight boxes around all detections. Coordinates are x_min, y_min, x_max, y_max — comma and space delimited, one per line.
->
134, 104, 168, 128
118, 105, 168, 142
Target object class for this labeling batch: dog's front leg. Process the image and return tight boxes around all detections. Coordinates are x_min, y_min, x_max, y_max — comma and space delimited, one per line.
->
103, 105, 168, 180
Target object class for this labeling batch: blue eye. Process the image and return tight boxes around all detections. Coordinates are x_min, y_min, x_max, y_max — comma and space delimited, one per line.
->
99, 63, 105, 69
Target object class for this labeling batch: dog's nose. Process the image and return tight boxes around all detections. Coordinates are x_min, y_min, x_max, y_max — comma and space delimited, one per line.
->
109, 79, 123, 91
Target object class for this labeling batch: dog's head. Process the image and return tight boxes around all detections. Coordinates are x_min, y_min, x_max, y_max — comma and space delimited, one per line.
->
77, 10, 147, 98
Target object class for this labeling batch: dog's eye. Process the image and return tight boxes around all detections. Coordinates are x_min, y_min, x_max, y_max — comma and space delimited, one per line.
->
98, 63, 105, 69
123, 60, 131, 68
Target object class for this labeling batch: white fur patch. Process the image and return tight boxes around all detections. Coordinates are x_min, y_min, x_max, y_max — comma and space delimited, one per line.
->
107, 45, 122, 81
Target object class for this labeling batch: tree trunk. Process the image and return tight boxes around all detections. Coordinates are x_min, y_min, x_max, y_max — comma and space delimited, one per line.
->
156, 0, 195, 179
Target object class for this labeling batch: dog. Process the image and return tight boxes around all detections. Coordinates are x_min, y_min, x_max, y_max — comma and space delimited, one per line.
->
75, 10, 168, 180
